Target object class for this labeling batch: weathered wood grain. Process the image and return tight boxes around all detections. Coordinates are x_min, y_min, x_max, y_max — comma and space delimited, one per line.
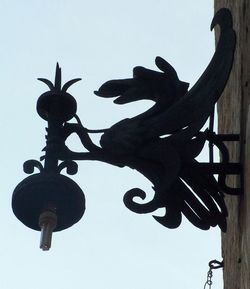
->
215, 1, 250, 288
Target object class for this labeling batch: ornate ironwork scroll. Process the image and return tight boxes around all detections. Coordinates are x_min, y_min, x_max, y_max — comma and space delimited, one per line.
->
13, 8, 240, 233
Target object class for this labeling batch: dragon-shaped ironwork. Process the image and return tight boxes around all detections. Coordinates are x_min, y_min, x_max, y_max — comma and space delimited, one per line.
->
13, 8, 241, 234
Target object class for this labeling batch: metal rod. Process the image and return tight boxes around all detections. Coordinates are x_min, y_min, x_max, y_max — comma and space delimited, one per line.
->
214, 134, 240, 141
43, 119, 61, 172
209, 108, 215, 163
197, 163, 241, 174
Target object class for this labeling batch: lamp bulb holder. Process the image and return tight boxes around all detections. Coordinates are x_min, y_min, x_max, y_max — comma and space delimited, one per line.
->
39, 209, 57, 251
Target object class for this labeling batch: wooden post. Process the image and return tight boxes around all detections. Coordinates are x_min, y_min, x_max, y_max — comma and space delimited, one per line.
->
215, 1, 250, 289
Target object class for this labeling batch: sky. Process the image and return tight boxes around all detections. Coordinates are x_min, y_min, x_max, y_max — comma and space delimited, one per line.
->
0, 1, 224, 289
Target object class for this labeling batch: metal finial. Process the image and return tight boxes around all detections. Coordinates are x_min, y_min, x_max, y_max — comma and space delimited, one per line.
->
54, 62, 62, 92
37, 63, 81, 93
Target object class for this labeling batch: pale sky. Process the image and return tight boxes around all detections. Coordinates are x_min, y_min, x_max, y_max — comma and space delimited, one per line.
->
0, 1, 223, 289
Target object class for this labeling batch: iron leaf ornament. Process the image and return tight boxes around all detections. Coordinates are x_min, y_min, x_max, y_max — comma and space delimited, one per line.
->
91, 8, 238, 231
13, 8, 241, 241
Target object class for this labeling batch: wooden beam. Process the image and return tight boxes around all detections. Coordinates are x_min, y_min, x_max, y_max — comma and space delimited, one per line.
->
215, 1, 250, 288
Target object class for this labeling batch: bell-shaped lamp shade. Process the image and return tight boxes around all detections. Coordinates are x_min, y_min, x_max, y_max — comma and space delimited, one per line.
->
12, 172, 85, 250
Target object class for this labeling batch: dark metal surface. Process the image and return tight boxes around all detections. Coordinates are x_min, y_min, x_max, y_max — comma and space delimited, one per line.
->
204, 260, 224, 289
13, 8, 240, 232
12, 66, 85, 231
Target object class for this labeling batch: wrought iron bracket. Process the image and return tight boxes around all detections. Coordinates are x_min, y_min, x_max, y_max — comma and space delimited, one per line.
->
12, 8, 241, 235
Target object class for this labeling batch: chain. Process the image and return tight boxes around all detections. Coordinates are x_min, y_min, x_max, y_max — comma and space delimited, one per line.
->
203, 260, 223, 289
204, 268, 213, 289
